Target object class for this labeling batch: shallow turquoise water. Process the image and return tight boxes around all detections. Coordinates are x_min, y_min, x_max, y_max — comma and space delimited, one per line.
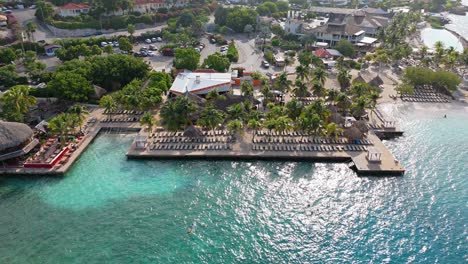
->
0, 104, 467, 263
420, 28, 463, 52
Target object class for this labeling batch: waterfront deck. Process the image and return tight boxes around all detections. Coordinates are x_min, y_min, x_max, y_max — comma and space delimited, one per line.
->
127, 130, 404, 176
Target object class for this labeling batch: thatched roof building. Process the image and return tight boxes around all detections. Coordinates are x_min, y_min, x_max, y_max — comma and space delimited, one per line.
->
0, 121, 33, 152
354, 73, 383, 88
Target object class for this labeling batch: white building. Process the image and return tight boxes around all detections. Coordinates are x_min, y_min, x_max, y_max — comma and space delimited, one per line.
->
169, 71, 232, 96
133, 0, 190, 14
58, 3, 90, 17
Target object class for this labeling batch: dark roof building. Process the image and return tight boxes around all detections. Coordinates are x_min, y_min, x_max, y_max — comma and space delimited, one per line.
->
0, 121, 38, 162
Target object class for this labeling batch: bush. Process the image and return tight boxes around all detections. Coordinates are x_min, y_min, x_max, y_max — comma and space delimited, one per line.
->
226, 43, 239, 62
279, 41, 302, 50
271, 38, 280, 47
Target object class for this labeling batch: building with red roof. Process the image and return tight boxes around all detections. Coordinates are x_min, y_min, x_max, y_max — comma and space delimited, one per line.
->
133, 0, 190, 14
58, 3, 90, 17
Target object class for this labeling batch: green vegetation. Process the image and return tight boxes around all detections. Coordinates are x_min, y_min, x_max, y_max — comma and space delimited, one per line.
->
48, 71, 94, 102
256, 1, 289, 17
0, 85, 37, 122
202, 53, 231, 73
160, 96, 198, 131
402, 67, 461, 93
226, 42, 239, 63
334, 39, 355, 57
113, 79, 163, 110
174, 48, 200, 71
215, 7, 258, 33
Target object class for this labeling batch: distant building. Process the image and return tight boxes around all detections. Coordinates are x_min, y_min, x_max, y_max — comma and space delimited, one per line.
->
133, 0, 190, 14
58, 3, 90, 17
314, 48, 342, 59
285, 7, 389, 46
169, 71, 232, 96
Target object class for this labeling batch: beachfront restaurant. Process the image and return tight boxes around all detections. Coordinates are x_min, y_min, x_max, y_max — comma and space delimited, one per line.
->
0, 121, 38, 164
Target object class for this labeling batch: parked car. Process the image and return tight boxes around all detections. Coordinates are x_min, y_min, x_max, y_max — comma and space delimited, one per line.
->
195, 48, 200, 53
147, 51, 155, 57
156, 37, 162, 42
100, 42, 108, 47
133, 52, 142, 57
145, 39, 152, 44
210, 38, 216, 44
151, 38, 157, 43
262, 60, 270, 68
140, 47, 148, 52
112, 41, 119, 47
141, 51, 148, 57
29, 5, 36, 9
4, 9, 12, 14
149, 44, 157, 51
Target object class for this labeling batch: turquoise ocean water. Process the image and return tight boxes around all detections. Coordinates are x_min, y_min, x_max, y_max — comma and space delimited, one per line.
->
0, 104, 467, 263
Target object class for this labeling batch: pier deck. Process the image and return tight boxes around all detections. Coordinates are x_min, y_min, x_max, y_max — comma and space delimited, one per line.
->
127, 131, 405, 176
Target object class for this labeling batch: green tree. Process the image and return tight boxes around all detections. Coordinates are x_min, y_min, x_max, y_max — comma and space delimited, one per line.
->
99, 95, 117, 117
25, 22, 37, 44
67, 104, 89, 132
275, 72, 292, 93
198, 104, 225, 131
334, 39, 355, 57
0, 85, 37, 122
202, 53, 231, 72
35, 1, 54, 22
48, 113, 74, 148
295, 64, 310, 81
0, 65, 19, 87
324, 122, 343, 139
247, 119, 262, 140
241, 81, 254, 97
312, 67, 328, 86
293, 79, 308, 98
227, 119, 243, 135
174, 48, 200, 71
48, 72, 93, 102
227, 103, 247, 121
160, 96, 197, 131
337, 67, 351, 92
225, 7, 258, 33
127, 24, 136, 42
140, 112, 156, 133
285, 99, 303, 120
91, 45, 103, 55
118, 37, 133, 53
0, 48, 18, 64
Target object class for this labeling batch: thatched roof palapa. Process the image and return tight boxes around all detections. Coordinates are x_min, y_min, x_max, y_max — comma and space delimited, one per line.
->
183, 125, 201, 138
0, 121, 33, 151
344, 126, 363, 142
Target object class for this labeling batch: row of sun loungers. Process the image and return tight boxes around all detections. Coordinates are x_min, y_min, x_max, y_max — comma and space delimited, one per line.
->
401, 97, 450, 103
252, 137, 372, 145
252, 144, 368, 152
103, 110, 145, 115
101, 117, 140, 123
149, 144, 232, 151
152, 136, 235, 144
255, 130, 343, 137
151, 130, 230, 137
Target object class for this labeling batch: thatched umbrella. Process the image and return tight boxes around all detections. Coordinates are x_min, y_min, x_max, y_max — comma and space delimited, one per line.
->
329, 112, 345, 125
354, 120, 369, 134
183, 125, 201, 138
344, 126, 363, 142
0, 121, 33, 151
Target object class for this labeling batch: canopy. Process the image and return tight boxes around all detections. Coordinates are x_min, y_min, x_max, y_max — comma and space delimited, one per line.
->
359, 37, 377, 45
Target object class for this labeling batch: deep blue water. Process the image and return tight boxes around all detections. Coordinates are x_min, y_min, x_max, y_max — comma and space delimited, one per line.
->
0, 104, 467, 263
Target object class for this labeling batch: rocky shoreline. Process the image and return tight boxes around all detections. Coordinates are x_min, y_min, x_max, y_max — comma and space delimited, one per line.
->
444, 27, 468, 49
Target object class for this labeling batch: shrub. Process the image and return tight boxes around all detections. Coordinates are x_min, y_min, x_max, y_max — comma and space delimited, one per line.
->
226, 43, 239, 62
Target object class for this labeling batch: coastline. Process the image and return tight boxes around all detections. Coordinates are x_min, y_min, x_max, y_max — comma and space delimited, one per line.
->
445, 27, 468, 49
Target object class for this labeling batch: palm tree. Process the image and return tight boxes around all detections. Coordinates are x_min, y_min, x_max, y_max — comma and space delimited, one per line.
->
367, 91, 380, 114
127, 24, 136, 42
227, 119, 243, 135
68, 104, 89, 132
160, 97, 197, 131
336, 92, 351, 113
324, 122, 343, 139
274, 72, 292, 93
311, 81, 326, 98
312, 67, 328, 86
198, 105, 225, 132
295, 64, 310, 81
260, 84, 272, 105
247, 119, 262, 140
140, 112, 156, 133
0, 85, 37, 122
420, 45, 428, 60
337, 68, 351, 92
351, 96, 369, 119
274, 116, 292, 135
25, 21, 37, 45
293, 79, 308, 98
326, 89, 339, 105
434, 41, 445, 64
99, 95, 117, 118
241, 81, 254, 97
310, 99, 331, 122
285, 99, 303, 121
48, 113, 74, 148
227, 103, 246, 121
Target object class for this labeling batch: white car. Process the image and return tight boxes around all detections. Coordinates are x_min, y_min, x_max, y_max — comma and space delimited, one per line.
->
156, 37, 162, 42
145, 39, 152, 44
195, 48, 200, 52
147, 51, 156, 57
100, 42, 108, 47
29, 5, 36, 9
